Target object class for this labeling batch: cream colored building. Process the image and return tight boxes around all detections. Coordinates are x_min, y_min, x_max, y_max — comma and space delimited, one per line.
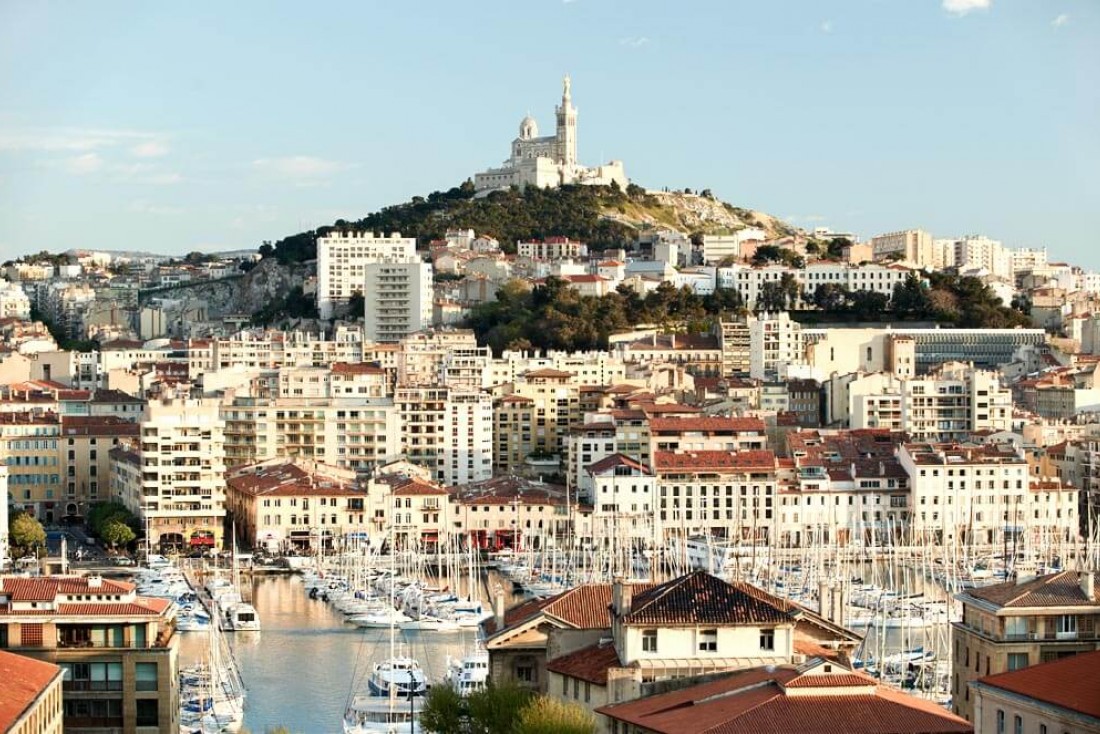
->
225, 458, 372, 551
395, 385, 493, 485
0, 650, 63, 734
112, 395, 227, 551
0, 575, 179, 734
315, 231, 419, 319
362, 259, 433, 342
749, 311, 803, 380
951, 571, 1100, 722
870, 229, 934, 268
0, 412, 62, 523
493, 368, 583, 472
971, 648, 1100, 734
59, 415, 139, 522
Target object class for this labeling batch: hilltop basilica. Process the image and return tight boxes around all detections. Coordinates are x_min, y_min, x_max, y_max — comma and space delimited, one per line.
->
473, 76, 628, 193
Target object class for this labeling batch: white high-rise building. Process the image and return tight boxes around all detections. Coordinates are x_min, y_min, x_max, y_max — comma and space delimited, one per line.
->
955, 235, 1012, 280
1010, 247, 1048, 277
315, 231, 419, 319
749, 311, 804, 380
870, 229, 934, 268
0, 280, 31, 320
395, 386, 493, 485
112, 396, 228, 551
362, 260, 433, 343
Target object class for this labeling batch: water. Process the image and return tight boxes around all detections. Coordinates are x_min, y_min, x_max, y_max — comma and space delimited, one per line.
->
180, 575, 490, 734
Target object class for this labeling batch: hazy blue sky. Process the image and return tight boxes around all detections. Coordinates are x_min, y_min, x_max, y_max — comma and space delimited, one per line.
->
1, 1, 1097, 265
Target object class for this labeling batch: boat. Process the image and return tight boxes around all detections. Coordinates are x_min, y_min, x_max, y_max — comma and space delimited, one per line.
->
222, 601, 261, 632
446, 644, 489, 697
366, 657, 427, 697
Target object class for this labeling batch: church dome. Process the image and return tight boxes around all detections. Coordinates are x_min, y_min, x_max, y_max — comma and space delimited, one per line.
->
518, 114, 539, 140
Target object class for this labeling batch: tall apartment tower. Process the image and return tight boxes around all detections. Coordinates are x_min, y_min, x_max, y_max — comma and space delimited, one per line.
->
112, 396, 227, 552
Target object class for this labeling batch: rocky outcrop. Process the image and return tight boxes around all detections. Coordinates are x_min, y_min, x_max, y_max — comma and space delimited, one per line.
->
139, 258, 314, 317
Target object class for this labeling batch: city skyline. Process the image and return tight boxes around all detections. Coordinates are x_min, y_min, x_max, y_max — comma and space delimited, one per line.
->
1, 1, 1097, 266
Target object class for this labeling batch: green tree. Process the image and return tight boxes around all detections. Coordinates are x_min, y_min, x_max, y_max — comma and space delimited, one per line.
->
466, 681, 534, 734
101, 518, 136, 549
813, 283, 850, 312
891, 273, 932, 318
9, 512, 46, 554
420, 685, 467, 734
755, 281, 788, 312
348, 290, 365, 320
88, 501, 136, 536
516, 697, 597, 734
850, 291, 891, 320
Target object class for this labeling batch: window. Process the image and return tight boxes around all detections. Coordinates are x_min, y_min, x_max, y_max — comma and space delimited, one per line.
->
996, 710, 1005, 734
136, 698, 159, 727
642, 629, 658, 653
1013, 715, 1022, 734
135, 662, 158, 691
1055, 615, 1078, 639
1007, 653, 1028, 671
759, 629, 775, 651
698, 629, 718, 652
515, 659, 536, 683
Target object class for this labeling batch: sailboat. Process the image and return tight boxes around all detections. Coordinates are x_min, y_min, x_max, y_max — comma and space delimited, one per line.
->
180, 599, 247, 733
343, 524, 426, 734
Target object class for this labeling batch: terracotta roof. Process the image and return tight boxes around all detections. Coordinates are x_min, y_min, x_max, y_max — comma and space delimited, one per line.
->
597, 662, 973, 734
486, 582, 656, 638
0, 650, 61, 731
331, 362, 386, 375
523, 368, 575, 379
585, 453, 652, 476
228, 461, 361, 497
649, 416, 765, 433
546, 641, 621, 685
974, 649, 1100, 720
623, 571, 794, 626
379, 475, 449, 497
0, 576, 133, 601
964, 571, 1098, 609
654, 450, 777, 473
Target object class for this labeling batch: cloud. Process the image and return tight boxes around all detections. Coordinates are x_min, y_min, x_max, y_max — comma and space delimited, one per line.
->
942, 0, 991, 16
64, 153, 105, 174
1051, 13, 1069, 27
821, 20, 833, 33
618, 36, 650, 48
0, 126, 165, 153
129, 200, 185, 216
251, 155, 351, 181
130, 141, 169, 158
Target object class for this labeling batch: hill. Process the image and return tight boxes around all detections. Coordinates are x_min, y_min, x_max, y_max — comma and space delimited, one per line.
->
262, 181, 795, 263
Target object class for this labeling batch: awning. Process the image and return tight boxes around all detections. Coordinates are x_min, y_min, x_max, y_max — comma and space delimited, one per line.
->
634, 657, 775, 671
189, 536, 215, 546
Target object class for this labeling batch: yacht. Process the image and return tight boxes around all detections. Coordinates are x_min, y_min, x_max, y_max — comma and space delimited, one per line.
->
222, 601, 261, 632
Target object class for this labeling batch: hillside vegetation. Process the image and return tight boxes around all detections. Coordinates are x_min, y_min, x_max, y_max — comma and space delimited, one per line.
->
260, 181, 792, 263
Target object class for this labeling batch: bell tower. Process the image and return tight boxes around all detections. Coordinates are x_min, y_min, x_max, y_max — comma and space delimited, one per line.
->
555, 75, 577, 166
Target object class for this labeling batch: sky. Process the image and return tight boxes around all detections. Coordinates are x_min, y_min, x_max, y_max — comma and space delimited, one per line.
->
0, 0, 1097, 266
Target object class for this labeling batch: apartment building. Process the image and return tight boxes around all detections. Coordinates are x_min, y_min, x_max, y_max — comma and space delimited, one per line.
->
0, 650, 63, 734
951, 571, 1099, 722
494, 368, 582, 472
486, 350, 625, 389
454, 475, 583, 551
112, 396, 227, 551
516, 237, 587, 260
955, 235, 1013, 281
653, 450, 778, 544
587, 454, 657, 551
749, 311, 803, 380
899, 443, 1078, 546
649, 416, 767, 456
870, 229, 934, 267
220, 395, 401, 473
190, 327, 367, 376
224, 458, 371, 551
395, 385, 493, 485
849, 362, 1013, 442
60, 415, 140, 522
566, 410, 652, 496
364, 474, 453, 551
0, 411, 62, 522
315, 231, 418, 319
362, 259, 433, 342
0, 575, 179, 733
0, 279, 32, 320
970, 649, 1100, 734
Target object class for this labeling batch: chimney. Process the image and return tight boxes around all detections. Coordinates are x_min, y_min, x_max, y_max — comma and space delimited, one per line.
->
87, 576, 103, 589
493, 587, 505, 631
1082, 571, 1095, 600
612, 577, 632, 617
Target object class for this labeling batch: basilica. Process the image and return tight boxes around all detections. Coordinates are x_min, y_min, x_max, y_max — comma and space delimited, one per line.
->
473, 76, 628, 193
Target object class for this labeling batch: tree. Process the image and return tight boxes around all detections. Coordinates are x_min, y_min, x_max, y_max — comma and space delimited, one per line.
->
813, 283, 850, 312
101, 518, 136, 549
348, 290, 365, 320
755, 281, 788, 313
88, 501, 136, 537
9, 513, 46, 554
516, 697, 597, 734
420, 685, 467, 734
466, 682, 534, 734
891, 274, 932, 318
850, 291, 890, 320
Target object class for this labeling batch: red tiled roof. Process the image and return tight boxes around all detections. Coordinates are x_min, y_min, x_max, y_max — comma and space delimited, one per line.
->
597, 663, 973, 734
331, 362, 385, 375
974, 649, 1100, 720
0, 649, 61, 731
649, 416, 765, 433
623, 571, 793, 626
546, 641, 621, 685
585, 453, 651, 476
965, 570, 1098, 608
523, 368, 575, 379
486, 582, 656, 638
654, 450, 777, 473
380, 475, 449, 497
